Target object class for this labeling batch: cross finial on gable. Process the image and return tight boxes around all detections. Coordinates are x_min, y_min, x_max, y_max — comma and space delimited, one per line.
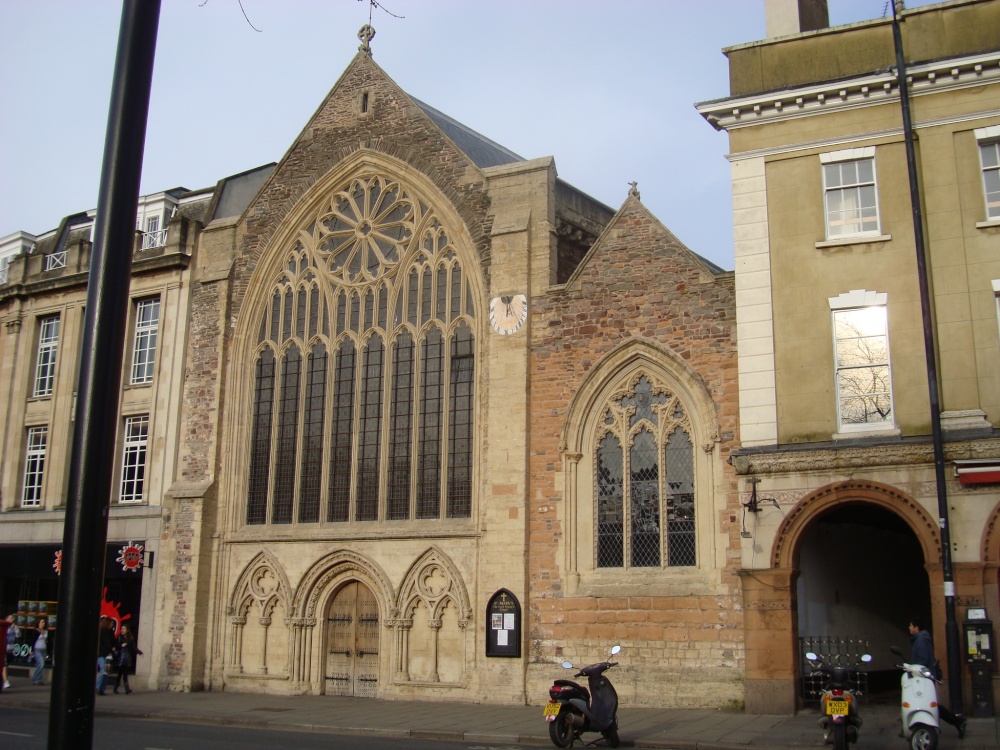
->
358, 24, 376, 55
628, 181, 640, 200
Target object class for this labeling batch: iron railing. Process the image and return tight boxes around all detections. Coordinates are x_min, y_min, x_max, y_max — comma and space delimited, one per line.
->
800, 635, 871, 705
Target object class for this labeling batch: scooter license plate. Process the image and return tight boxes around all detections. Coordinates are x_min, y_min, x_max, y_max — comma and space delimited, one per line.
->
825, 700, 849, 716
543, 702, 561, 719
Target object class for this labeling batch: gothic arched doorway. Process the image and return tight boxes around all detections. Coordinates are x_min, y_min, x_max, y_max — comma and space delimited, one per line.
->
325, 581, 380, 697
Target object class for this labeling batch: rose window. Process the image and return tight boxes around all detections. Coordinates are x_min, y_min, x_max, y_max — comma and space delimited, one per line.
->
314, 175, 416, 285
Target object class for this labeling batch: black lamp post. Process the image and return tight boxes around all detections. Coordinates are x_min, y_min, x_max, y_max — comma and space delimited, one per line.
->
47, 2, 160, 748
890, 1, 962, 714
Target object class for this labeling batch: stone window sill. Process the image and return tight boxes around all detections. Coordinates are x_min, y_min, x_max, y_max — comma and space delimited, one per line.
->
816, 234, 891, 249
832, 427, 901, 441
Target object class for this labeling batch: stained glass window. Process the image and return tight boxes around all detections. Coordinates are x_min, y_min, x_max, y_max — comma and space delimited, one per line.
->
245, 175, 476, 526
594, 375, 696, 568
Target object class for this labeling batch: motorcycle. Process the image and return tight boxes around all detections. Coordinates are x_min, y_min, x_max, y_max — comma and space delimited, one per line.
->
890, 645, 940, 750
804, 650, 871, 750
543, 644, 621, 748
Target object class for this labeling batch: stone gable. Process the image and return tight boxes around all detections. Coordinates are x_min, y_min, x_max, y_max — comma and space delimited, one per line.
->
229, 54, 496, 322
526, 195, 743, 707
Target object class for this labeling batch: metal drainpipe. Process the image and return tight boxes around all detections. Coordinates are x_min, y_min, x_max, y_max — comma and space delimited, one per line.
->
890, 1, 963, 714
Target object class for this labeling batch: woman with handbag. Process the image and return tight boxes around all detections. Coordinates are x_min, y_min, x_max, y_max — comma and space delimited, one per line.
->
113, 624, 141, 694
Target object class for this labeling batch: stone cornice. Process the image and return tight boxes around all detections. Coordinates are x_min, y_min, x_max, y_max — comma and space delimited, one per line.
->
730, 435, 1000, 476
697, 52, 1000, 132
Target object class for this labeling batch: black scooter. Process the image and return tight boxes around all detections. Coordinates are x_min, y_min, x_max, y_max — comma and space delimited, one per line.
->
805, 650, 871, 750
543, 645, 621, 748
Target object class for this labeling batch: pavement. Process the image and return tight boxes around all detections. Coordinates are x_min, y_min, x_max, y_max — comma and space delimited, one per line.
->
2, 671, 998, 749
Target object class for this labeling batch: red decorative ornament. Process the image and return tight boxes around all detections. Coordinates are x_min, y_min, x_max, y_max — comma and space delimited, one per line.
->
101, 587, 131, 636
116, 541, 144, 573
53, 549, 62, 575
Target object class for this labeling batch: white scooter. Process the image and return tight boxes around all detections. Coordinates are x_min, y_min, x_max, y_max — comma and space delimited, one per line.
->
890, 646, 940, 750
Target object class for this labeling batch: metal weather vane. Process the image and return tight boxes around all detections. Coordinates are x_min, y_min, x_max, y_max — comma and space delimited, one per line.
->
357, 0, 405, 54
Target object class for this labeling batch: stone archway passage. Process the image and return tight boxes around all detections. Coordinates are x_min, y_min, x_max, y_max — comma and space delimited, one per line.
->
325, 581, 380, 697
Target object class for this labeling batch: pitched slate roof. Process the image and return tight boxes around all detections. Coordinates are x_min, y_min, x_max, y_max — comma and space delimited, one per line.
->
411, 97, 525, 169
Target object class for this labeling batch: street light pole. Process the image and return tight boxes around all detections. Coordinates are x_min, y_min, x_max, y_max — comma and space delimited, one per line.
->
47, 2, 160, 748
890, 1, 962, 714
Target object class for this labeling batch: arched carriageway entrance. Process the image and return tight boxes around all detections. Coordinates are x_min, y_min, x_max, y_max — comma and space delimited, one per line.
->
796, 503, 931, 701
741, 480, 943, 713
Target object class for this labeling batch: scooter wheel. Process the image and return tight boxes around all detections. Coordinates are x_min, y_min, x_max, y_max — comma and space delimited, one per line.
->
602, 727, 620, 748
832, 722, 847, 750
909, 724, 938, 750
548, 708, 575, 748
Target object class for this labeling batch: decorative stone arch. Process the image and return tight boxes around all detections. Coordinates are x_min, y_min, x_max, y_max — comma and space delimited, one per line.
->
232, 148, 486, 351
395, 546, 473, 623
392, 546, 472, 684
229, 549, 294, 617
977, 498, 1000, 629
562, 338, 719, 456
293, 548, 396, 620
981, 497, 1000, 564
741, 479, 941, 714
770, 479, 941, 569
226, 550, 294, 677
286, 549, 396, 688
560, 338, 722, 594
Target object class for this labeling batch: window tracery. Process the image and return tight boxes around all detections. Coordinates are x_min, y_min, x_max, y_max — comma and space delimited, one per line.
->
246, 173, 476, 526
595, 374, 696, 568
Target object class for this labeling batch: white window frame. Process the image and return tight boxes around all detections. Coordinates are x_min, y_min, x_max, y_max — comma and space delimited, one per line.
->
140, 214, 166, 250
21, 425, 48, 508
120, 415, 150, 504
820, 147, 881, 240
130, 297, 161, 385
975, 125, 1000, 223
829, 290, 896, 436
0, 253, 12, 284
33, 314, 60, 397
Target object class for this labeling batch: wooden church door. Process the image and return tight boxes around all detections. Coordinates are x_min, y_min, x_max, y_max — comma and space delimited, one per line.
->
325, 581, 380, 696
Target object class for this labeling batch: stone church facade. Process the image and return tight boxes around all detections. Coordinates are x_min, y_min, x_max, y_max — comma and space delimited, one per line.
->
150, 45, 742, 707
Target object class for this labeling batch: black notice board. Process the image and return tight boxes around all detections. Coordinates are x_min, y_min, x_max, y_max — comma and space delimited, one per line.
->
486, 588, 521, 658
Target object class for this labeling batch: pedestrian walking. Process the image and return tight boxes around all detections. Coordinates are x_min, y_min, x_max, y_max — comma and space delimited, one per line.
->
96, 616, 116, 696
113, 624, 141, 694
908, 616, 967, 739
31, 618, 47, 685
1, 613, 16, 691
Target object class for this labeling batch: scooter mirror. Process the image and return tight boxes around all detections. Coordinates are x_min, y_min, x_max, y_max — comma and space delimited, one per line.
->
610, 645, 621, 656
805, 652, 818, 661
561, 661, 574, 669
860, 654, 872, 663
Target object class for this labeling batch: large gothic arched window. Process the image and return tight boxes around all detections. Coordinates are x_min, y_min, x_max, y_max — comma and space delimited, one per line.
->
594, 374, 695, 568
246, 174, 476, 525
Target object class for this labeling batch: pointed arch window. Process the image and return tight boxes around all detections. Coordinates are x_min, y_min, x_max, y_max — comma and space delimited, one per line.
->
245, 175, 477, 526
594, 375, 696, 568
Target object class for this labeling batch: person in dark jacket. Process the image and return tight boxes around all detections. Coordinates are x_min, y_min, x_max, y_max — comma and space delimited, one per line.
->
113, 624, 141, 694
96, 616, 116, 696
908, 617, 966, 738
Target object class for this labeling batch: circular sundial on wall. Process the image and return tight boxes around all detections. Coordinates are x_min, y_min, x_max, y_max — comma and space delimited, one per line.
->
489, 293, 527, 335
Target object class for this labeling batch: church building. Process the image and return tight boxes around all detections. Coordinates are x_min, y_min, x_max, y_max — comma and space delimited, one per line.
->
152, 29, 742, 705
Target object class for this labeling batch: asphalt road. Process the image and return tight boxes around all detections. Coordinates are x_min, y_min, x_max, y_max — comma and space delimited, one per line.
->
0, 708, 528, 750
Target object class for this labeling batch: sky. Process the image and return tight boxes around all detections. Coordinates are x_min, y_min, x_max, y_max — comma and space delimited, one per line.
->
0, 0, 939, 271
